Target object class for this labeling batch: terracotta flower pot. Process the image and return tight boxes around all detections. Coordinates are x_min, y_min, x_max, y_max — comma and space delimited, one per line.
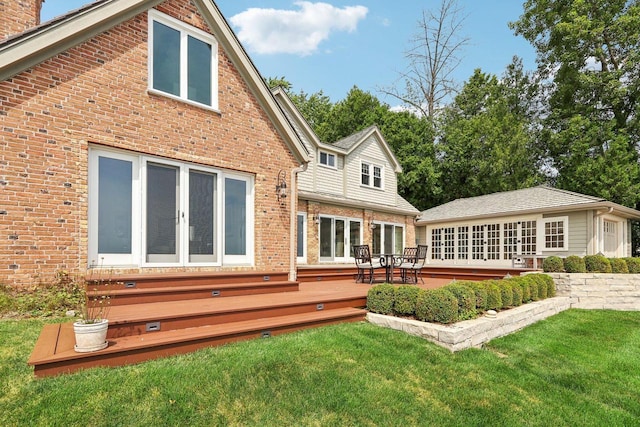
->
73, 319, 109, 353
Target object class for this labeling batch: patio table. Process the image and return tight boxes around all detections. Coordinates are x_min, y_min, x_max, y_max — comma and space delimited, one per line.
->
376, 253, 402, 284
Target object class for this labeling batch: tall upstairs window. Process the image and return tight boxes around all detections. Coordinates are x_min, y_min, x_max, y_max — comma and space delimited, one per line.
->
361, 161, 383, 189
149, 10, 218, 109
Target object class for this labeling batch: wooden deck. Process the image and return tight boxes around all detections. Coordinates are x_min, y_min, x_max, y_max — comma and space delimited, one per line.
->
28, 266, 526, 377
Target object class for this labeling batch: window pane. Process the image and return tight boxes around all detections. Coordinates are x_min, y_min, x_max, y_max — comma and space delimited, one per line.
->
320, 217, 332, 257
146, 163, 179, 260
384, 224, 393, 254
98, 157, 132, 254
328, 154, 335, 167
225, 178, 247, 256
297, 215, 305, 257
189, 171, 216, 261
153, 21, 180, 96
349, 221, 361, 257
320, 152, 327, 165
187, 35, 212, 105
372, 226, 381, 255
335, 219, 345, 258
361, 163, 370, 186
373, 166, 382, 188
394, 226, 403, 254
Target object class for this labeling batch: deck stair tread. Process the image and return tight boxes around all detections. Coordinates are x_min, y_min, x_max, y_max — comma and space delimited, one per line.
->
93, 280, 298, 295
28, 307, 367, 375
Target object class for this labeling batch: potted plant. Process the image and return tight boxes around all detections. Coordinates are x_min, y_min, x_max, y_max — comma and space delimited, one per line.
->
73, 266, 113, 353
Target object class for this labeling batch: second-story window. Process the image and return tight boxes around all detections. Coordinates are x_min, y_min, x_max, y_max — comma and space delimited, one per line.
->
319, 151, 336, 168
149, 10, 218, 110
361, 162, 382, 189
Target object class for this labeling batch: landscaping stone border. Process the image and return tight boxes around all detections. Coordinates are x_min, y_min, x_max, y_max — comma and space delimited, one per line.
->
550, 273, 640, 311
367, 273, 640, 351
367, 297, 572, 352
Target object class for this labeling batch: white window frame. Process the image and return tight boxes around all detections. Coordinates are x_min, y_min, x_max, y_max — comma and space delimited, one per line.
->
318, 215, 362, 262
296, 212, 307, 264
148, 9, 219, 111
372, 221, 404, 256
361, 161, 383, 189
88, 147, 253, 268
318, 151, 336, 169
543, 216, 569, 251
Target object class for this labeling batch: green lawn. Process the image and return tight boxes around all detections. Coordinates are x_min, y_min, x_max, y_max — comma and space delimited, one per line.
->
2, 309, 639, 426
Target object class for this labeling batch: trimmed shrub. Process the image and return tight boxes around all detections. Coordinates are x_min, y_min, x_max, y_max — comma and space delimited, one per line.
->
445, 283, 477, 320
539, 274, 557, 297
510, 276, 531, 303
584, 255, 612, 273
609, 258, 629, 274
393, 285, 421, 316
485, 283, 503, 311
367, 284, 395, 315
507, 280, 523, 307
521, 275, 540, 301
535, 275, 548, 299
492, 280, 513, 309
458, 280, 488, 312
543, 256, 564, 272
625, 257, 640, 274
415, 288, 459, 324
563, 255, 586, 273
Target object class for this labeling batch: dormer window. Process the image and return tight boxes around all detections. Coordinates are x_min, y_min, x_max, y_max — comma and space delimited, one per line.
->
361, 161, 383, 189
149, 10, 218, 110
319, 151, 336, 168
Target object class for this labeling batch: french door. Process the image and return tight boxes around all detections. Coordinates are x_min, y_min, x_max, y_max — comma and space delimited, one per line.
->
89, 148, 252, 268
319, 217, 361, 262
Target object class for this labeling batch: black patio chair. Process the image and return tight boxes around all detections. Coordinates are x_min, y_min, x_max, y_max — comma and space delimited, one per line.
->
353, 244, 385, 284
400, 244, 428, 284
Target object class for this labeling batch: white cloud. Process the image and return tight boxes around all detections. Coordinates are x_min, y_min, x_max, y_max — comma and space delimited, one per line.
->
229, 1, 368, 56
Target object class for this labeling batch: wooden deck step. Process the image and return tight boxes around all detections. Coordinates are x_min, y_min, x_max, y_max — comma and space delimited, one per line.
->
105, 289, 366, 338
28, 307, 367, 377
91, 280, 299, 306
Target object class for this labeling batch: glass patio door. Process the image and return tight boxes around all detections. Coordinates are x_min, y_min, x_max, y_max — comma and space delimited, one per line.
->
146, 163, 180, 263
319, 217, 348, 261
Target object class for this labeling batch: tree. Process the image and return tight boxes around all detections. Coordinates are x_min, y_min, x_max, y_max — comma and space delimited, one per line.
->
437, 65, 544, 200
511, 0, 640, 207
381, 0, 469, 117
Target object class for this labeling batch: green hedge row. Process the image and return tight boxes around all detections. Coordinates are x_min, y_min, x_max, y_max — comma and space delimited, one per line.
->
366, 273, 555, 325
543, 255, 640, 274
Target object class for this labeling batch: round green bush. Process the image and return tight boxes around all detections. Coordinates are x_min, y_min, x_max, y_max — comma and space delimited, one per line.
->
543, 256, 564, 272
493, 280, 513, 308
510, 276, 531, 303
507, 280, 523, 306
584, 255, 612, 273
415, 288, 459, 324
536, 275, 548, 299
624, 257, 640, 274
485, 282, 503, 311
445, 283, 477, 320
541, 274, 557, 297
393, 285, 421, 316
609, 258, 629, 274
563, 255, 586, 273
367, 284, 395, 315
457, 280, 488, 311
521, 275, 540, 301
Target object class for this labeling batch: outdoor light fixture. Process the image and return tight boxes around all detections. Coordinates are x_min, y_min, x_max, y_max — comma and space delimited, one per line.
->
312, 207, 320, 224
276, 170, 287, 202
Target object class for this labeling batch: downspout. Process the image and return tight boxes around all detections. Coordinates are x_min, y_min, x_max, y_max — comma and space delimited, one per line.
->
289, 162, 309, 281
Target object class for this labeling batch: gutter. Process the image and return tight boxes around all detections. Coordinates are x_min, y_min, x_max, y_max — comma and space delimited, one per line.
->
289, 163, 309, 281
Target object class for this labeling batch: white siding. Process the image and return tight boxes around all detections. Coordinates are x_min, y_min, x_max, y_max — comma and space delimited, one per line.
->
345, 135, 397, 205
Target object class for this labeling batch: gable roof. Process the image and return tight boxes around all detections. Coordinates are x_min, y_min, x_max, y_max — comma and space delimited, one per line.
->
0, 0, 310, 164
271, 89, 402, 172
416, 185, 640, 224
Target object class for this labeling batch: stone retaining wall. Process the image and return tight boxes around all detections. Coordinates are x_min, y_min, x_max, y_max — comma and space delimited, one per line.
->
368, 273, 640, 351
549, 273, 640, 311
367, 297, 572, 352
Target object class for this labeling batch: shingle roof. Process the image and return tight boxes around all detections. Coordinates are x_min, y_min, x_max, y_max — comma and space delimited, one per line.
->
416, 186, 640, 223
332, 125, 376, 150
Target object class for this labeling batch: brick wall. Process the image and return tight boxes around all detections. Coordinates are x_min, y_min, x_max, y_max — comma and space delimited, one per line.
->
300, 201, 416, 265
0, 0, 298, 287
0, 0, 43, 40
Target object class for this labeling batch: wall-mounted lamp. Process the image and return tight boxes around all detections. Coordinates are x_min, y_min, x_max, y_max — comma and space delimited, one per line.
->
276, 170, 287, 203
369, 215, 376, 230
312, 207, 320, 224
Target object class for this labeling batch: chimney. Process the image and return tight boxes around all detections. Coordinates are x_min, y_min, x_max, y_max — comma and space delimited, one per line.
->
1, 0, 45, 40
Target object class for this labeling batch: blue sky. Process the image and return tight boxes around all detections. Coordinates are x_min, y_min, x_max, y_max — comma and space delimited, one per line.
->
40, 0, 537, 105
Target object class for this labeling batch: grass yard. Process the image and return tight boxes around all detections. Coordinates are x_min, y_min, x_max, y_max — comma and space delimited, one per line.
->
1, 309, 640, 426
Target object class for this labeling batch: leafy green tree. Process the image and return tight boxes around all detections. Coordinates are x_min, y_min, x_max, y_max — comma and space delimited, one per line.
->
437, 65, 543, 200
511, 0, 640, 208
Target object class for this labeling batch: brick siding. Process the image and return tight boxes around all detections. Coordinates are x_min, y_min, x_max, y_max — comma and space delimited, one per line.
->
0, 0, 298, 287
